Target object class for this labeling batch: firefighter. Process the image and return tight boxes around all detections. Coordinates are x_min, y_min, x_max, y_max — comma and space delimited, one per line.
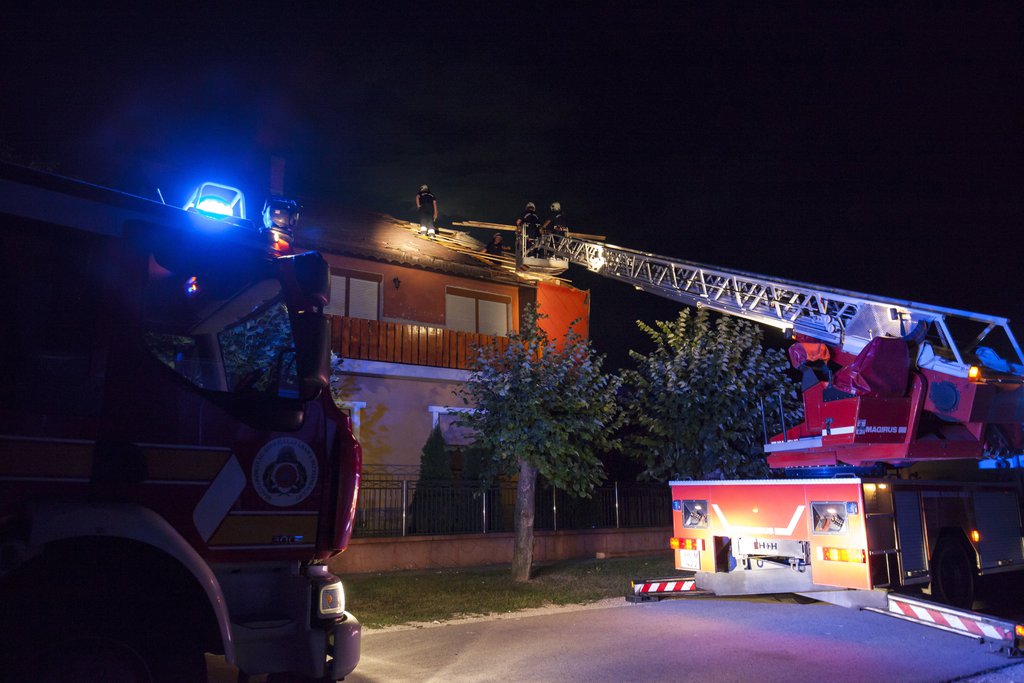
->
513, 202, 541, 269
516, 202, 542, 247
542, 201, 567, 237
483, 232, 508, 256
416, 184, 438, 236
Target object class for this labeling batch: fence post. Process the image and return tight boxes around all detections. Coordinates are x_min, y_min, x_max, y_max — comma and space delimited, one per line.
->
614, 481, 621, 529
552, 487, 558, 532
401, 479, 408, 537
482, 489, 488, 534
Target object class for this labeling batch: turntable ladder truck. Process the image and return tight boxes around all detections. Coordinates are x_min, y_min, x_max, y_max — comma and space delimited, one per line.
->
537, 232, 1024, 652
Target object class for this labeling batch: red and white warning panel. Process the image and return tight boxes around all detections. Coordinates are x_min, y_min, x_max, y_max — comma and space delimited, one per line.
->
867, 593, 1024, 654
627, 575, 711, 602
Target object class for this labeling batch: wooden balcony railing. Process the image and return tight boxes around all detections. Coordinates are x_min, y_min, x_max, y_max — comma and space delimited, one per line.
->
330, 316, 509, 370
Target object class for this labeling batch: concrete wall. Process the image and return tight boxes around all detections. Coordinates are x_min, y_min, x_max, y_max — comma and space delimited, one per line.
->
328, 527, 672, 575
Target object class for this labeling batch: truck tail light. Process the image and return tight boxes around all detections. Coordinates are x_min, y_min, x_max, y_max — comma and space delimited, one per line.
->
818, 546, 866, 563
670, 537, 705, 551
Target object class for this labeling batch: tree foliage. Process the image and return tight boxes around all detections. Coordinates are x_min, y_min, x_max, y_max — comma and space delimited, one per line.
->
619, 308, 800, 482
457, 306, 621, 494
456, 305, 622, 580
417, 424, 452, 483
407, 425, 455, 534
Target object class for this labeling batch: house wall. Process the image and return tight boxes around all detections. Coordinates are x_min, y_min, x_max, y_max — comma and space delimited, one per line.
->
324, 253, 523, 327
323, 253, 593, 473
325, 254, 527, 471
334, 369, 468, 471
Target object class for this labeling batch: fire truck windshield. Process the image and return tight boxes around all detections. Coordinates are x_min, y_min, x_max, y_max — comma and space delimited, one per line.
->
142, 267, 302, 401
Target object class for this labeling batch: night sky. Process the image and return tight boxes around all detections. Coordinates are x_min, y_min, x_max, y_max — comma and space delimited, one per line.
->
4, 6, 1022, 369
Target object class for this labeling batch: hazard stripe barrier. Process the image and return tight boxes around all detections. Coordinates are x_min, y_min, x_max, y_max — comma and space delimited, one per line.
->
886, 594, 1015, 643
635, 579, 698, 594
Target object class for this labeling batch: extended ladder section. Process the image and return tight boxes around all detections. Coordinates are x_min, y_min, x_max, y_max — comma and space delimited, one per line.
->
536, 233, 1024, 365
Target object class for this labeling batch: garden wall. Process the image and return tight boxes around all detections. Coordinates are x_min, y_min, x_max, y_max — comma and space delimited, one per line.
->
328, 526, 673, 575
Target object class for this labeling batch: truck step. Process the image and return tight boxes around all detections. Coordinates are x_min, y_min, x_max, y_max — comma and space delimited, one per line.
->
627, 575, 712, 602
864, 593, 1024, 655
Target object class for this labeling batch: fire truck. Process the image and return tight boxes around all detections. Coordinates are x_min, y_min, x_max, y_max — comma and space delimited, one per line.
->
536, 232, 1024, 649
0, 163, 361, 681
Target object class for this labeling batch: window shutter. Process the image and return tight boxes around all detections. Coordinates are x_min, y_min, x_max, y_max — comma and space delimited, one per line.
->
445, 293, 477, 332
348, 278, 379, 320
478, 299, 508, 336
325, 274, 347, 317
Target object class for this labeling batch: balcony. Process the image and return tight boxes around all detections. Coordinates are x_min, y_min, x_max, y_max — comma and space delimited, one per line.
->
329, 316, 509, 370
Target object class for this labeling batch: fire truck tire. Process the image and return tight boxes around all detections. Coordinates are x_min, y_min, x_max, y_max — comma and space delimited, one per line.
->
0, 537, 210, 683
19, 636, 151, 683
931, 538, 975, 609
13, 617, 208, 683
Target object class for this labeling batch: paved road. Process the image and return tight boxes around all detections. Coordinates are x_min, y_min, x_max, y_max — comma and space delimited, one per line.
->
209, 595, 1024, 682
344, 596, 1024, 683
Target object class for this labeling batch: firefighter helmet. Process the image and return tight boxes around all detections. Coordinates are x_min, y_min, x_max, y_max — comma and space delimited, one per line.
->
550, 202, 561, 212
526, 202, 536, 212
420, 184, 430, 192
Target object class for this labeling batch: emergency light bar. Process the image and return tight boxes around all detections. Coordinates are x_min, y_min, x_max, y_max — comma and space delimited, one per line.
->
184, 182, 247, 220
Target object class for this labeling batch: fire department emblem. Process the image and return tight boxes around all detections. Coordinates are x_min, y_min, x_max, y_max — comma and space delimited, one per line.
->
252, 437, 318, 507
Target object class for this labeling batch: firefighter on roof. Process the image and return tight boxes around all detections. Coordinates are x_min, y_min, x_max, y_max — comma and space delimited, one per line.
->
483, 232, 508, 256
416, 184, 438, 236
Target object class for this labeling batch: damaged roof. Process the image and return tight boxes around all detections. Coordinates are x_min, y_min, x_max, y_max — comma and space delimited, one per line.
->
294, 203, 543, 287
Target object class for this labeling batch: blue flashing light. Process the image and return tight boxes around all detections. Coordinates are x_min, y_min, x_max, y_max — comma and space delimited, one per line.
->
979, 455, 1024, 470
183, 182, 247, 220
196, 196, 233, 216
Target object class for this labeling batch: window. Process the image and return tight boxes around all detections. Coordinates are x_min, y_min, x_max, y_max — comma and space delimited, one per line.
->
1, 221, 107, 416
428, 406, 477, 446
336, 400, 366, 441
811, 501, 851, 535
680, 500, 709, 528
143, 274, 300, 399
326, 269, 381, 320
445, 287, 510, 335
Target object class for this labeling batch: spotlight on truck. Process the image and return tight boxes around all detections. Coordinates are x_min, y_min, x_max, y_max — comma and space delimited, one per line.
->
262, 197, 301, 252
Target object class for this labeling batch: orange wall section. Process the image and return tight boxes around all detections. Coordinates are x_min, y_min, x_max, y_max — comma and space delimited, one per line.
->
537, 281, 590, 345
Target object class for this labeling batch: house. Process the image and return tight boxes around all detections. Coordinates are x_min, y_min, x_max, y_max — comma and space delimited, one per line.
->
296, 205, 590, 478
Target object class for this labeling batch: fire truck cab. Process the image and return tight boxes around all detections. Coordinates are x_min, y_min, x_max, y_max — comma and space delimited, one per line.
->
0, 163, 361, 681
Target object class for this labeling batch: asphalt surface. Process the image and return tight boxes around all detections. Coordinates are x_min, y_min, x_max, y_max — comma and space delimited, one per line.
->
339, 596, 1024, 683
208, 578, 1024, 682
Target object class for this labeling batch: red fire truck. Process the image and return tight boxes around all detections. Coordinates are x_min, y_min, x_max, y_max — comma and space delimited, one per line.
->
539, 232, 1024, 647
0, 163, 361, 681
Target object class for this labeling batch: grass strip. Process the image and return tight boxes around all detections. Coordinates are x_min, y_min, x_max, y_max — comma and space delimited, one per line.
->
345, 554, 676, 629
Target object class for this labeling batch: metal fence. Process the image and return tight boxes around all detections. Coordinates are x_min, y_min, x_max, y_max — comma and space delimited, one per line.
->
354, 476, 672, 538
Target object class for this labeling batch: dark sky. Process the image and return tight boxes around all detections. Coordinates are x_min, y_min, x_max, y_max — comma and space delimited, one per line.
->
4, 5, 1023, 368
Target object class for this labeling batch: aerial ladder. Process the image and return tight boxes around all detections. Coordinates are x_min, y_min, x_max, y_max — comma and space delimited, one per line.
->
532, 231, 1024, 469
527, 232, 1024, 643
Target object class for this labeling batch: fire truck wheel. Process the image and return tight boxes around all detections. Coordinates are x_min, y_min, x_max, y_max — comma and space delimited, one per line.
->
931, 539, 975, 609
21, 636, 151, 683
13, 613, 207, 683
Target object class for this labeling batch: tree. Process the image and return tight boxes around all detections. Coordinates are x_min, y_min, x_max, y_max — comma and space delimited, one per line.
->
456, 305, 621, 581
619, 308, 800, 482
417, 424, 452, 482
407, 425, 454, 534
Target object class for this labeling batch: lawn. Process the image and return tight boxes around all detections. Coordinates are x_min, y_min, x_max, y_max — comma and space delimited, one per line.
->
345, 554, 677, 629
